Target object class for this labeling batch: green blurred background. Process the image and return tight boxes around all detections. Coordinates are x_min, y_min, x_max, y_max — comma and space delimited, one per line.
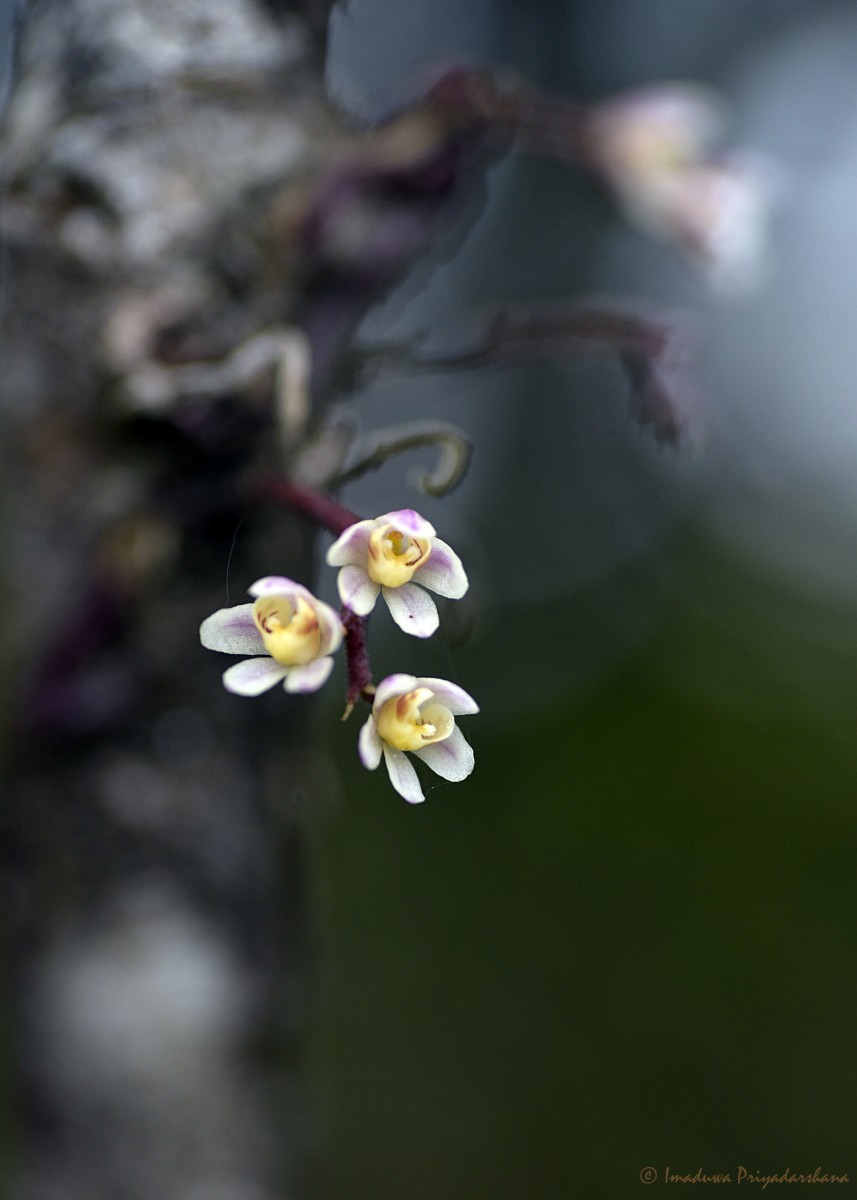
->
311, 532, 857, 1197
307, 2, 857, 1189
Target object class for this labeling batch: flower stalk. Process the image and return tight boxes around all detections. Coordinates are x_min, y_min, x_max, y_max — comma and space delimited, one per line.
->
342, 607, 374, 718
258, 476, 361, 538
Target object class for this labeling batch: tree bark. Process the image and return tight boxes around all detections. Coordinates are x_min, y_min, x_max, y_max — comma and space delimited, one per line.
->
1, 1, 336, 1196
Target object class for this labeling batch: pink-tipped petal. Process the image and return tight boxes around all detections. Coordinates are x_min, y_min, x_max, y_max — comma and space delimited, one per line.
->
284, 656, 334, 693
378, 509, 435, 539
372, 673, 419, 712
415, 677, 480, 716
414, 726, 474, 783
415, 538, 469, 599
315, 601, 345, 656
200, 605, 265, 655
337, 565, 380, 616
325, 521, 373, 567
222, 656, 288, 696
249, 576, 312, 601
383, 746, 425, 803
358, 715, 383, 770
383, 583, 439, 638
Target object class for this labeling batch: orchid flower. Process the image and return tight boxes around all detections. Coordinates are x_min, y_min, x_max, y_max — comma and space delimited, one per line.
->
642, 157, 768, 291
358, 673, 478, 803
587, 84, 770, 290
200, 577, 343, 695
325, 509, 468, 638
587, 84, 725, 185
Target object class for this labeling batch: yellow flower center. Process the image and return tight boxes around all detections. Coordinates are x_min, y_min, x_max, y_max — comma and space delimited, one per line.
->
366, 525, 432, 588
252, 594, 321, 666
376, 687, 454, 752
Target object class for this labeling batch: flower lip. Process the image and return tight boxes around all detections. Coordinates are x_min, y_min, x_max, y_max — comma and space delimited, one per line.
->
253, 593, 322, 666
375, 684, 455, 752
367, 523, 432, 588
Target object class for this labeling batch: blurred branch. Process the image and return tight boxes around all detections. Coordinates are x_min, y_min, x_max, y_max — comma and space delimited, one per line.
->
352, 305, 699, 446
362, 65, 590, 162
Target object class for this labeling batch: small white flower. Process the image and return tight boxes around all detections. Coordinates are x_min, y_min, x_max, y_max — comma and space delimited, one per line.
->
587, 84, 725, 185
325, 509, 468, 638
358, 673, 478, 803
611, 154, 769, 292
646, 157, 769, 292
200, 577, 344, 695
587, 84, 770, 291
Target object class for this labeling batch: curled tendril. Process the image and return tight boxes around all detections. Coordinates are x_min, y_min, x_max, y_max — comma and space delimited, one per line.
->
328, 420, 473, 497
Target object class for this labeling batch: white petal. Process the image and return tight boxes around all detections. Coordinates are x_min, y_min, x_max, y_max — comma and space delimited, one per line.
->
414, 726, 474, 783
284, 656, 334, 693
222, 656, 288, 696
325, 520, 374, 567
358, 715, 383, 770
315, 600, 345, 656
200, 605, 265, 655
378, 508, 435, 539
415, 677, 480, 715
415, 538, 469, 599
372, 673, 419, 712
383, 583, 439, 638
249, 576, 312, 600
383, 745, 425, 803
337, 565, 380, 615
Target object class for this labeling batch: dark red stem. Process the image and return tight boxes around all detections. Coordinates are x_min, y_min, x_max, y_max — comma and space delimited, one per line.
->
342, 607, 374, 710
258, 476, 361, 537
258, 474, 377, 710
